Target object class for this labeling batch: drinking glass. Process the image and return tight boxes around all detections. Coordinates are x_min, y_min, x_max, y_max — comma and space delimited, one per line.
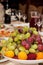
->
41, 15, 43, 28
30, 11, 40, 27
22, 14, 27, 22
36, 19, 42, 32
16, 10, 22, 22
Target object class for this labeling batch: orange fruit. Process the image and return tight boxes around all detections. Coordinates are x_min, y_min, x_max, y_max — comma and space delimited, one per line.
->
36, 52, 43, 60
5, 51, 14, 58
18, 51, 27, 60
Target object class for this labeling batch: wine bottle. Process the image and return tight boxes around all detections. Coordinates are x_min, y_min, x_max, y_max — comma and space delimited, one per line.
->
4, 0, 11, 24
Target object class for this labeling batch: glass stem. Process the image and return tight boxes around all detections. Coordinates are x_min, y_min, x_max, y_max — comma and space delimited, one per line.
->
19, 18, 20, 22
35, 18, 37, 25
38, 26, 40, 32
24, 19, 25, 23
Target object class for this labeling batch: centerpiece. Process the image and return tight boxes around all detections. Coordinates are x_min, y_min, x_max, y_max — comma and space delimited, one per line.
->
1, 26, 43, 64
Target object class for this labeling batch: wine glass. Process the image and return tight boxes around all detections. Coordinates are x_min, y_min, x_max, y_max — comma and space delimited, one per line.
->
16, 10, 22, 22
30, 11, 40, 26
23, 14, 27, 22
36, 19, 42, 32
41, 15, 43, 28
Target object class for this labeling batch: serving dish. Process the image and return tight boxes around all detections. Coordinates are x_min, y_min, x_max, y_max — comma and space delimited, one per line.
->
0, 55, 8, 63
0, 26, 43, 64
4, 56, 43, 64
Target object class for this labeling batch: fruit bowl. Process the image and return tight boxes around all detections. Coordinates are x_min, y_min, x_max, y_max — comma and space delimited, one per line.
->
4, 56, 43, 64
1, 26, 43, 65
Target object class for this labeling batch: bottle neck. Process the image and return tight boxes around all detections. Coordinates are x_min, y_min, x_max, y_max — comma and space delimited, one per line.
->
5, 0, 9, 10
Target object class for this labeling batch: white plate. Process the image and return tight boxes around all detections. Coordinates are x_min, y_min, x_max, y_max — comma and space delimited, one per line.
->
0, 57, 8, 63
39, 31, 43, 36
4, 56, 43, 64
11, 17, 17, 21
12, 23, 30, 28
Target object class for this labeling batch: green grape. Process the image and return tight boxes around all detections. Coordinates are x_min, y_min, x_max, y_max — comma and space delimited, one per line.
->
14, 48, 19, 56
7, 42, 11, 46
24, 33, 30, 39
1, 40, 6, 44
21, 34, 25, 40
17, 34, 23, 40
19, 34, 26, 40
1, 48, 8, 54
33, 31, 38, 35
10, 30, 18, 37
23, 26, 29, 33
8, 37, 13, 43
28, 27, 33, 31
19, 46, 25, 51
29, 48, 36, 53
25, 50, 29, 54
17, 34, 21, 40
1, 40, 7, 47
7, 44, 15, 50
31, 44, 38, 50
12, 42, 17, 48
32, 28, 37, 31
17, 44, 21, 48
17, 40, 21, 44
0, 46, 2, 51
7, 42, 17, 50
14, 37, 19, 42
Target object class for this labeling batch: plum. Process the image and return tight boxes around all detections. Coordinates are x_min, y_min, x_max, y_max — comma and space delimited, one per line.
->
36, 35, 42, 44
21, 40, 30, 50
18, 28, 23, 33
37, 44, 43, 51
21, 40, 27, 46
24, 43, 30, 50
26, 37, 34, 44
27, 53, 37, 60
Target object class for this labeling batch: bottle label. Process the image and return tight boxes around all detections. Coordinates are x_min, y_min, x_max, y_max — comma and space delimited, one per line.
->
5, 9, 11, 15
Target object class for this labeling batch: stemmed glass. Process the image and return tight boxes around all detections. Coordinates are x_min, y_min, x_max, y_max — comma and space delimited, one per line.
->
30, 11, 40, 26
22, 14, 27, 22
16, 10, 22, 22
36, 19, 42, 32
41, 15, 43, 28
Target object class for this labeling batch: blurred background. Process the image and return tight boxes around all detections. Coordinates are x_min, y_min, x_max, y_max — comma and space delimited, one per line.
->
0, 0, 43, 22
